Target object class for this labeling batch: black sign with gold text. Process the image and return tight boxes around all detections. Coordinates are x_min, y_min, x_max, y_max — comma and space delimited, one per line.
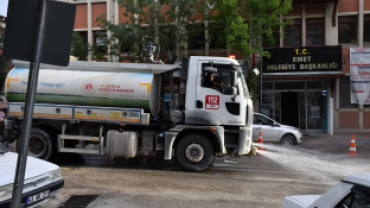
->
262, 46, 342, 74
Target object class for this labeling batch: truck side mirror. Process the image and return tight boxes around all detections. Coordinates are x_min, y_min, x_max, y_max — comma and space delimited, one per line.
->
230, 71, 237, 87
253, 68, 260, 76
223, 87, 237, 95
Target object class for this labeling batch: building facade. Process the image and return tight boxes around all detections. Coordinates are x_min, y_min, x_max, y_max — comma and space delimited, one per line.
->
61, 0, 369, 136
256, 0, 370, 136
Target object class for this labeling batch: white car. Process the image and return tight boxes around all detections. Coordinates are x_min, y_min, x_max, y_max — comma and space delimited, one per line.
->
281, 172, 370, 208
253, 113, 302, 145
0, 142, 64, 208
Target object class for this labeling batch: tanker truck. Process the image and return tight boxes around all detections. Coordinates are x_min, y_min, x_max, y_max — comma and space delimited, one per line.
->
0, 56, 257, 171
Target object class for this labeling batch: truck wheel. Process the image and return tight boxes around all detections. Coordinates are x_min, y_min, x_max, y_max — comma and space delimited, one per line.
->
176, 134, 215, 172
17, 127, 55, 160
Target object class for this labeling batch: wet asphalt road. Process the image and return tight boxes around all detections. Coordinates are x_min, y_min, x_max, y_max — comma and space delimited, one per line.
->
35, 134, 370, 208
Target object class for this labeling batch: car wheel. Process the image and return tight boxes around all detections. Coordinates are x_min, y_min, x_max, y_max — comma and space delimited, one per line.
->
176, 134, 215, 172
280, 134, 295, 146
17, 127, 55, 160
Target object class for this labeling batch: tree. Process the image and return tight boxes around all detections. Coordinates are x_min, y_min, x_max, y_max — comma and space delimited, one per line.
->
211, 0, 292, 58
210, 0, 293, 98
97, 0, 208, 63
71, 32, 88, 61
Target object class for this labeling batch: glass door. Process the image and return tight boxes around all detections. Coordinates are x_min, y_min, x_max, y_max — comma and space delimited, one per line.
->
306, 91, 325, 130
299, 92, 306, 130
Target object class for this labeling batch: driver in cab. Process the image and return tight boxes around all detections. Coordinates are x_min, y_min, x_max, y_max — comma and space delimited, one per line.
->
204, 73, 222, 90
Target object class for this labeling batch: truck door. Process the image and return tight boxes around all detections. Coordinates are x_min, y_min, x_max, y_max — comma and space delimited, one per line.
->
195, 61, 245, 126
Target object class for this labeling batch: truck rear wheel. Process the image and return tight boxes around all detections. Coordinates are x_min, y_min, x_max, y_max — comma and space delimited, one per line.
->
17, 127, 55, 160
176, 134, 215, 172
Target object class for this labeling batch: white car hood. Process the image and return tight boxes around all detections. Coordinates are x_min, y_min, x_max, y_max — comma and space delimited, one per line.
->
280, 124, 299, 131
0, 152, 59, 186
281, 195, 321, 208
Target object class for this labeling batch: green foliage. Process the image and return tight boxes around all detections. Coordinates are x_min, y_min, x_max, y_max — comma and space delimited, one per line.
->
89, 30, 109, 62
71, 32, 88, 61
211, 0, 292, 57
97, 0, 208, 63
245, 69, 259, 99
211, 0, 293, 99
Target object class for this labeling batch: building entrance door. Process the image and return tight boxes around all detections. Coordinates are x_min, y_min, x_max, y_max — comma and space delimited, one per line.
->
307, 91, 325, 130
281, 92, 299, 128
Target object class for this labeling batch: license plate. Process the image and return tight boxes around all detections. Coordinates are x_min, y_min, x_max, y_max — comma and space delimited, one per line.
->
26, 190, 50, 205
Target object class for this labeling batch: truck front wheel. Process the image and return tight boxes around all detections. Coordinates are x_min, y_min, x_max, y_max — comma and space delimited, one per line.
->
17, 127, 55, 160
175, 134, 215, 171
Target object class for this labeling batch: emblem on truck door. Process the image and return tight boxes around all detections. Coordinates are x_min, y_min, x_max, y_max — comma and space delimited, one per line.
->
205, 95, 219, 110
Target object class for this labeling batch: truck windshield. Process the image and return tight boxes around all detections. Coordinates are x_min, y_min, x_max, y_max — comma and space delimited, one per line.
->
236, 66, 249, 95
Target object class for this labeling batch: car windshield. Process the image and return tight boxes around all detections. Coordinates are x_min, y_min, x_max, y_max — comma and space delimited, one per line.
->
0, 142, 8, 154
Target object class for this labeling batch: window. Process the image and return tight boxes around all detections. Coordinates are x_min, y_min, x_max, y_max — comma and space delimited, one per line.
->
307, 81, 322, 89
253, 115, 274, 126
209, 23, 227, 49
262, 82, 273, 90
261, 92, 274, 118
338, 16, 357, 44
201, 63, 235, 94
364, 15, 370, 42
284, 19, 301, 46
306, 19, 324, 45
335, 186, 370, 208
77, 31, 88, 45
187, 23, 205, 50
263, 28, 279, 47
339, 77, 357, 108
120, 28, 134, 53
93, 30, 108, 54
275, 81, 305, 90
158, 25, 175, 53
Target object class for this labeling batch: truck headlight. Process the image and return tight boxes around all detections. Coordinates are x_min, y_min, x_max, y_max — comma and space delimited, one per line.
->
0, 183, 13, 201
50, 169, 62, 183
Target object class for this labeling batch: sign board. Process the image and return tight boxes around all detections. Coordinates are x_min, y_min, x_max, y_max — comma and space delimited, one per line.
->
350, 48, 370, 105
205, 95, 219, 109
263, 46, 342, 74
310, 106, 320, 118
3, 0, 76, 66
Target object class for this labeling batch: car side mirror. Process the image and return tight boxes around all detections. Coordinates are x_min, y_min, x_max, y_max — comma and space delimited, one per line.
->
273, 122, 280, 127
223, 87, 237, 95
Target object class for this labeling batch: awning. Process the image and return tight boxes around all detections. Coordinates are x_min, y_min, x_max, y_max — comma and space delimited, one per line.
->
262, 74, 344, 81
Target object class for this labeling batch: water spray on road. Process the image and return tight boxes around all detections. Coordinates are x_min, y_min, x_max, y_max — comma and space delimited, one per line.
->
254, 143, 370, 183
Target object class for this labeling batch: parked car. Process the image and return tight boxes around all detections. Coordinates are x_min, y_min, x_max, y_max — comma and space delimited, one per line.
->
281, 172, 370, 208
0, 142, 64, 208
252, 113, 302, 145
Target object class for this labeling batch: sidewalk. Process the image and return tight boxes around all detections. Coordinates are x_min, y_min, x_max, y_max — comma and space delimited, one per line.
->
299, 132, 370, 155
